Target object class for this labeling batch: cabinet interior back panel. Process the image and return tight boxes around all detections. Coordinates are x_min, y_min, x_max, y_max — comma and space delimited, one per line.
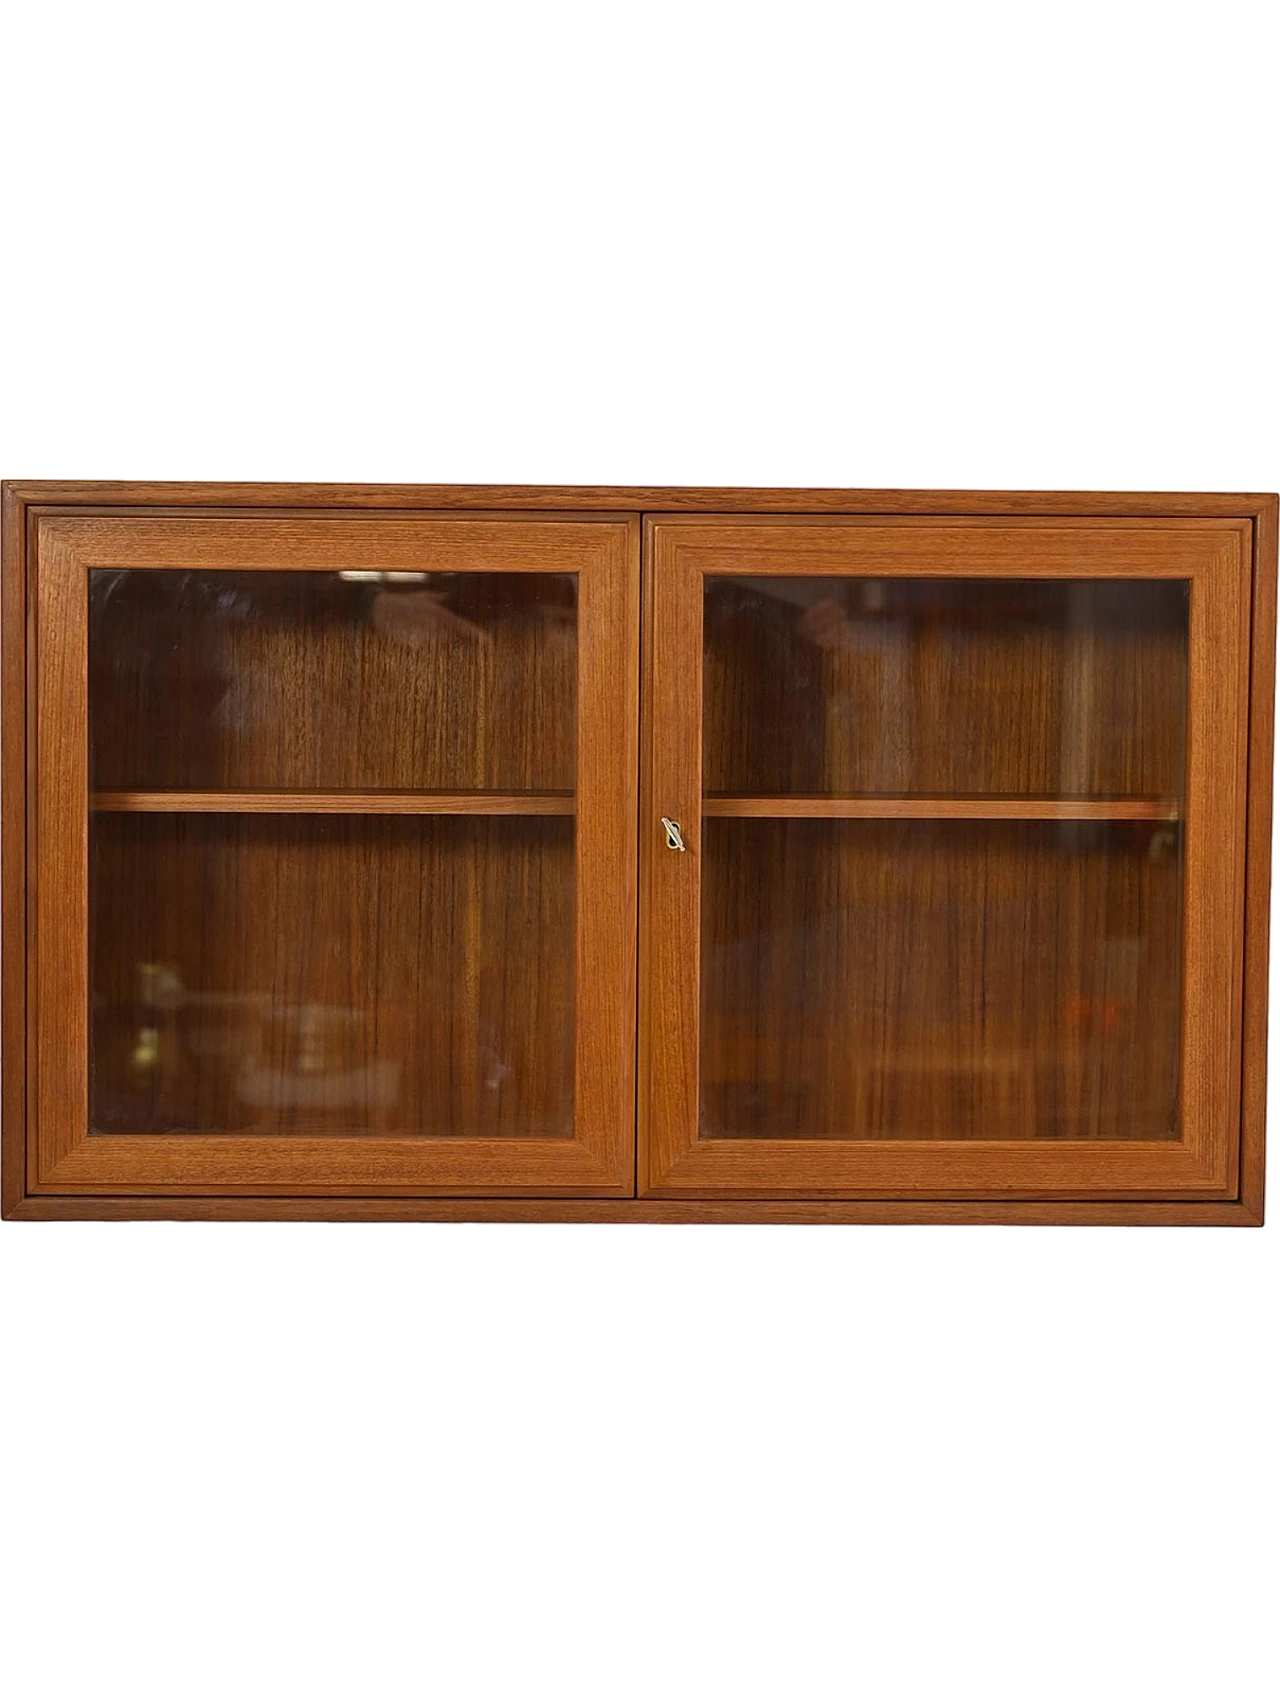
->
89, 569, 578, 792
89, 813, 576, 1137
702, 577, 1189, 799
699, 816, 1183, 1142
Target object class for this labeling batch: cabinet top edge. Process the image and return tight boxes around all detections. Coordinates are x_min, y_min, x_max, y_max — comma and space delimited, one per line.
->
3, 481, 1277, 519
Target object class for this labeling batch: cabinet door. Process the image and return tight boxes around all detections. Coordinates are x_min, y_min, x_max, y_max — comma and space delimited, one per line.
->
642, 519, 1252, 1201
31, 515, 638, 1196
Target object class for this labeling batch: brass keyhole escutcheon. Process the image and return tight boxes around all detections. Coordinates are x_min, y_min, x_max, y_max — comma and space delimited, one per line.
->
661, 817, 686, 852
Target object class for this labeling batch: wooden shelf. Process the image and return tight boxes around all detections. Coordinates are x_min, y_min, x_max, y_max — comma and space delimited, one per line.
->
90, 790, 576, 816
702, 795, 1180, 822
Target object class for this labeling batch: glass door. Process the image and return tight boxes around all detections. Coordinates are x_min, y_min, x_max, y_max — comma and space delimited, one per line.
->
642, 519, 1252, 1200
32, 515, 638, 1195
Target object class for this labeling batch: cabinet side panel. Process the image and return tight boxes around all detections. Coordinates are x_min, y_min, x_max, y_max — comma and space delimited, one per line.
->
1, 487, 27, 1213
1242, 499, 1277, 1221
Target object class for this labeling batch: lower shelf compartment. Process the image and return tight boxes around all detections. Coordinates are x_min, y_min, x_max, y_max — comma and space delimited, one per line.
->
90, 812, 576, 1138
699, 815, 1184, 1142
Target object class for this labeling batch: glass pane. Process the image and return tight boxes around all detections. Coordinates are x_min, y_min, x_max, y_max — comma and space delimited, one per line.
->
700, 573, 1189, 1142
700, 817, 1182, 1141
90, 569, 577, 792
90, 813, 574, 1136
704, 577, 1187, 799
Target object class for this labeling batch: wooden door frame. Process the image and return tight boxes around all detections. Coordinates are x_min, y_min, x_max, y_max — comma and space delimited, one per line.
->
16, 509, 640, 1196
639, 515, 1259, 1203
3, 484, 1274, 1224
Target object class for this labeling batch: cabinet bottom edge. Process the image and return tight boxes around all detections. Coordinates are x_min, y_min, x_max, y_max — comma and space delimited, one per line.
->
4, 1194, 1262, 1226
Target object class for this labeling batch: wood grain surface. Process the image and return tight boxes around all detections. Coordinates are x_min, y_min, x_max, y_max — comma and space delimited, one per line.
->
1239, 497, 1278, 1221
3, 480, 1274, 515
0, 485, 25, 1213
641, 516, 1253, 1200
699, 816, 1182, 1141
90, 812, 575, 1137
702, 796, 1178, 821
89, 568, 577, 792
26, 513, 639, 1194
2, 486, 1271, 1222
92, 791, 576, 815
4, 1194, 1265, 1225
703, 576, 1187, 799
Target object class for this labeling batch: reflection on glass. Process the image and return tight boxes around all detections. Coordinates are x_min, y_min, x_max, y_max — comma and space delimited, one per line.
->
90, 569, 577, 792
89, 814, 575, 1136
704, 577, 1188, 799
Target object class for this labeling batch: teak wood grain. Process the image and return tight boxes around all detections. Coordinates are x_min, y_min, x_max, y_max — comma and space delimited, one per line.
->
90, 812, 577, 1138
1241, 498, 1277, 1221
702, 797, 1178, 821
703, 576, 1187, 800
699, 817, 1182, 1143
92, 791, 576, 815
4, 480, 1274, 515
640, 516, 1255, 1201
2, 483, 1274, 1224
89, 567, 578, 793
1, 484, 26, 1216
26, 513, 639, 1194
4, 1195, 1266, 1225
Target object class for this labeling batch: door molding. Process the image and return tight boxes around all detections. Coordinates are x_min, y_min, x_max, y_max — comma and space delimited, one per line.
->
29, 513, 640, 1195
640, 517, 1253, 1199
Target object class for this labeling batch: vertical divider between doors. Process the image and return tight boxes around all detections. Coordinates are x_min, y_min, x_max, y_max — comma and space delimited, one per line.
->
633, 520, 651, 1198
637, 522, 655, 1194
639, 524, 704, 1193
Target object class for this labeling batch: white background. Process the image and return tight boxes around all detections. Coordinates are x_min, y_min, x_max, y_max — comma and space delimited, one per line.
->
1, 3, 1276, 1702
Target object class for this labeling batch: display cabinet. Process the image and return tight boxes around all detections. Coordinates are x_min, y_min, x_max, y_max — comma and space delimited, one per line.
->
3, 484, 1274, 1223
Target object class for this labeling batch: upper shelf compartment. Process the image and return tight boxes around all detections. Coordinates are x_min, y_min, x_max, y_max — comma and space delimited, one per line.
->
89, 568, 578, 795
703, 576, 1189, 802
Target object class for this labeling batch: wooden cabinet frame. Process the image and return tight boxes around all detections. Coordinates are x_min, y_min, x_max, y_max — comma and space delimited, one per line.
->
3, 483, 1275, 1224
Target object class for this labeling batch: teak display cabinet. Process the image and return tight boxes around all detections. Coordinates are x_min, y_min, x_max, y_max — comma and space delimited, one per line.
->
2, 483, 1274, 1224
